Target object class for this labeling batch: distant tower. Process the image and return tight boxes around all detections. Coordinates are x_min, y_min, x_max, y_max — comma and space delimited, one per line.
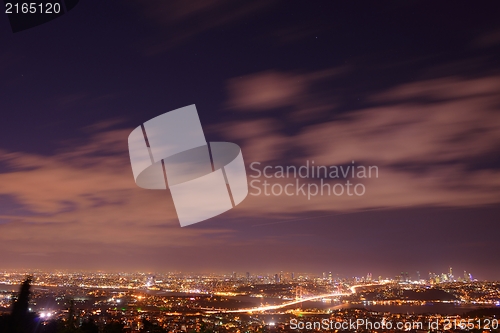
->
416, 271, 420, 281
274, 273, 280, 284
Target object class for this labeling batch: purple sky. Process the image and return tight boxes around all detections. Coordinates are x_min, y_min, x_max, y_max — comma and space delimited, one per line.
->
0, 1, 499, 279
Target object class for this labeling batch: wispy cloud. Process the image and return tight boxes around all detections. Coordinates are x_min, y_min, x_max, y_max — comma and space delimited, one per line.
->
218, 71, 500, 216
1, 71, 499, 267
0, 126, 233, 261
225, 68, 345, 112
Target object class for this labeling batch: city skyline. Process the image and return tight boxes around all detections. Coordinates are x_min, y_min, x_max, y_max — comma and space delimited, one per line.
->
0, 265, 488, 283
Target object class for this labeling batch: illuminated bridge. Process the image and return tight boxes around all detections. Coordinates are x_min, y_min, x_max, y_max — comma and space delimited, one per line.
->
203, 283, 382, 313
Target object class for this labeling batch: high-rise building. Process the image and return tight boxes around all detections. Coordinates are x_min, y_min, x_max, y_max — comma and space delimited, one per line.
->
146, 276, 155, 287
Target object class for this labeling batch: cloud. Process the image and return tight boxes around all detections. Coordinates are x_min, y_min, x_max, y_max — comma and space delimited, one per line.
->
218, 71, 500, 217
225, 68, 345, 113
226, 71, 304, 111
2, 72, 499, 264
210, 119, 287, 163
0, 125, 234, 259
372, 76, 500, 102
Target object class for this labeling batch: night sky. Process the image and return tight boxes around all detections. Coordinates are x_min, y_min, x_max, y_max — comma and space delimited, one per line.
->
0, 1, 499, 279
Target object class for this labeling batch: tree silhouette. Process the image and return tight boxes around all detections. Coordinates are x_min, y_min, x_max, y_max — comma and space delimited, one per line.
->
11, 276, 32, 323
0, 279, 128, 333
0, 276, 39, 333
